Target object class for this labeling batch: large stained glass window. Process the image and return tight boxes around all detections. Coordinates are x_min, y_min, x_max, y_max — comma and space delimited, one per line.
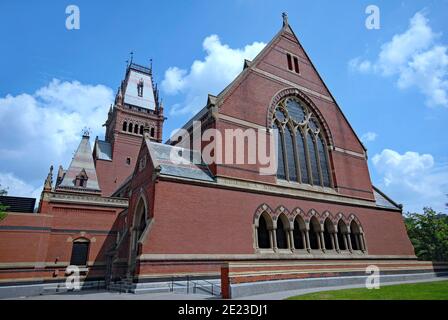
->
272, 96, 332, 188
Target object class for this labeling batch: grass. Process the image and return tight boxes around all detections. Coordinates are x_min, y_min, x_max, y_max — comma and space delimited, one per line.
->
287, 280, 448, 300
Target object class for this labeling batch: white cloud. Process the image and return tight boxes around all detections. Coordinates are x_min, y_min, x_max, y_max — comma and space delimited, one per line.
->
0, 172, 42, 201
161, 34, 266, 115
361, 131, 378, 143
350, 12, 448, 107
372, 149, 448, 213
0, 79, 114, 197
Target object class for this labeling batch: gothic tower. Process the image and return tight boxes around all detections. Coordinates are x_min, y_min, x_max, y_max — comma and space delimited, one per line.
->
93, 62, 165, 196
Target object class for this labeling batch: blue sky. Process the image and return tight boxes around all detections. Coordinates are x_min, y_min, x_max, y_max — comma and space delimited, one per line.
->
0, 0, 447, 213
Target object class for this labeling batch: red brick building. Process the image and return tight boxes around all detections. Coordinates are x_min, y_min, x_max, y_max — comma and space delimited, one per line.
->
2, 15, 442, 299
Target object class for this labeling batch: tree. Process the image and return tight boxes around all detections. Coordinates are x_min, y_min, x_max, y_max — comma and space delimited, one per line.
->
404, 207, 448, 261
0, 184, 8, 221
0, 184, 7, 196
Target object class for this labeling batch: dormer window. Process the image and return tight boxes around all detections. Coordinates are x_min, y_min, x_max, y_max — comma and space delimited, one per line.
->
74, 169, 88, 188
137, 79, 144, 97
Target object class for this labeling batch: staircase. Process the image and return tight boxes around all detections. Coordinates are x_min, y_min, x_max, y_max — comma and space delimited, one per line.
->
108, 276, 221, 296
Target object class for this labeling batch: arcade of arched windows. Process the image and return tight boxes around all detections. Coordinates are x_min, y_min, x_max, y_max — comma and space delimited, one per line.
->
254, 204, 366, 254
122, 121, 156, 138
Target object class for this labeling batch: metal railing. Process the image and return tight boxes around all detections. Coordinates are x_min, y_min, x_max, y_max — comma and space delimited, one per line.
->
193, 279, 221, 296
169, 276, 220, 296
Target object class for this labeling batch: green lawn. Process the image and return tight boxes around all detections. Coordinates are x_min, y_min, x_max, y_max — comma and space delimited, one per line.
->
287, 280, 448, 300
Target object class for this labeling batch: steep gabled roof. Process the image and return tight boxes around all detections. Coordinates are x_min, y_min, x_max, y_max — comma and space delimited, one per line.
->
57, 134, 101, 193
171, 14, 367, 153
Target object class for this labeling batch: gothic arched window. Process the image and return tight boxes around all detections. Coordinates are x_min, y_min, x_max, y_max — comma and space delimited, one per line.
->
285, 126, 297, 182
337, 220, 348, 251
293, 215, 306, 249
128, 123, 133, 133
276, 214, 289, 249
274, 124, 287, 180
272, 96, 332, 188
257, 214, 272, 249
307, 130, 320, 186
350, 220, 364, 251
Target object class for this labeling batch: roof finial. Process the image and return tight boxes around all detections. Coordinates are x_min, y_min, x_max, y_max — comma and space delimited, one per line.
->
282, 12, 288, 27
130, 51, 134, 64
44, 165, 53, 191
82, 127, 90, 138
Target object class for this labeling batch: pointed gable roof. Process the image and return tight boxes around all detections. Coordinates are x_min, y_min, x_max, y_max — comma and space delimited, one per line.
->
57, 133, 101, 193
169, 13, 367, 153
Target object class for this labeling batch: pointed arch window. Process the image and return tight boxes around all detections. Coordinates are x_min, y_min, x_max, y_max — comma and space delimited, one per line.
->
276, 215, 289, 249
257, 214, 272, 249
307, 132, 321, 186
285, 126, 297, 182
137, 79, 144, 97
317, 135, 331, 187
293, 216, 306, 249
272, 96, 332, 188
296, 129, 309, 184
274, 125, 287, 180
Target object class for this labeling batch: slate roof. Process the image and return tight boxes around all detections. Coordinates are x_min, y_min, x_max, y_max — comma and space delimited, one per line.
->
147, 140, 214, 182
95, 140, 112, 161
373, 186, 401, 210
58, 134, 101, 192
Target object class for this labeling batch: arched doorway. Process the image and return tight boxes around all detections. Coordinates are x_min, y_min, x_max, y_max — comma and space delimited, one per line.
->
129, 196, 148, 275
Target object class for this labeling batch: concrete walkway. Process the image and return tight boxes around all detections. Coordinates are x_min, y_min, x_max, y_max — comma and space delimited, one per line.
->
11, 291, 215, 300
9, 277, 448, 300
